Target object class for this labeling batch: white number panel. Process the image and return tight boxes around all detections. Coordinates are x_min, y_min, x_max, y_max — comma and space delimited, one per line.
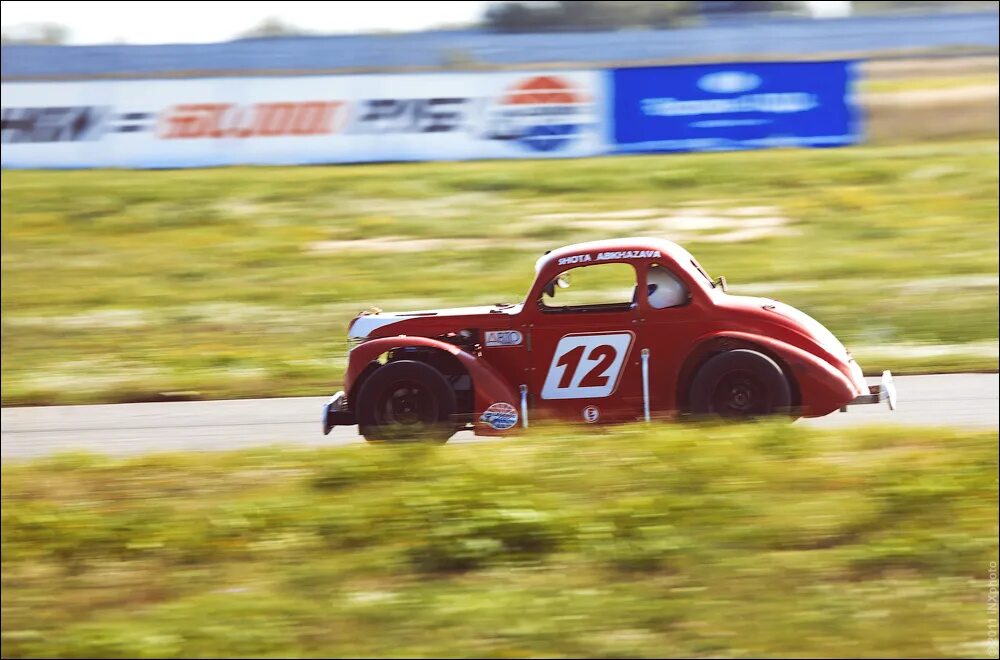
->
541, 332, 634, 400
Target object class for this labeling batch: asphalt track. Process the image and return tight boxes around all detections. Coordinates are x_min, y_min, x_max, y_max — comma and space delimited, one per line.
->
2, 373, 997, 462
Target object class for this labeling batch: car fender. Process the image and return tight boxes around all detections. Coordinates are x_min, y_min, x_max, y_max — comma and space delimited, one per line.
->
345, 336, 520, 435
688, 331, 863, 417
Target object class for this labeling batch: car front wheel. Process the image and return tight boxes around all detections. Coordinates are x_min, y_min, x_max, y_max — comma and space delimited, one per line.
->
688, 349, 792, 420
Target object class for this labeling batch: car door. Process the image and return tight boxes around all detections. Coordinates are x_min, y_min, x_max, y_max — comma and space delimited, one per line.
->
525, 262, 647, 425
638, 262, 708, 415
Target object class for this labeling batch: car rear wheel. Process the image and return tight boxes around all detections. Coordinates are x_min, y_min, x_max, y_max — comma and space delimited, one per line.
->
356, 360, 456, 443
688, 349, 792, 420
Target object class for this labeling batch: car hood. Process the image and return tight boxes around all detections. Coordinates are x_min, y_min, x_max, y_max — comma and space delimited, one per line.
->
717, 293, 851, 362
349, 304, 523, 340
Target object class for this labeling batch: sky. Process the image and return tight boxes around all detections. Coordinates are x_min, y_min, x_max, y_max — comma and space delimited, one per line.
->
1, 1, 853, 45
0, 1, 494, 44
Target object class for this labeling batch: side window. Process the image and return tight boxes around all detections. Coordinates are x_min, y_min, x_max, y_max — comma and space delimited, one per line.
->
646, 264, 689, 309
540, 263, 637, 313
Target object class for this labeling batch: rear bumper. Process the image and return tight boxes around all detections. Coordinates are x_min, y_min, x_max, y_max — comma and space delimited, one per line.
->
322, 391, 356, 435
841, 370, 897, 412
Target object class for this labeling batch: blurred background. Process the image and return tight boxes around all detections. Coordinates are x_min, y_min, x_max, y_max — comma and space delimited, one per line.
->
1, 2, 998, 658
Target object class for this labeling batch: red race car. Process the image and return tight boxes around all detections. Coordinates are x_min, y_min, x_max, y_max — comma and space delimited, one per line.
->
324, 237, 895, 441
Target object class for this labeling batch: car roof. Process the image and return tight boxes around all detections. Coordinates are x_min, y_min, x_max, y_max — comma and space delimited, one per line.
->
534, 237, 700, 274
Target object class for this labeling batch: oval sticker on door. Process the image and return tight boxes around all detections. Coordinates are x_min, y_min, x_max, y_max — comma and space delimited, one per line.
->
480, 402, 519, 430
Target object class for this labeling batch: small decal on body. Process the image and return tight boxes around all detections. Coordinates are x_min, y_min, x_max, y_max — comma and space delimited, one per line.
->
480, 402, 519, 430
485, 330, 523, 347
557, 250, 661, 266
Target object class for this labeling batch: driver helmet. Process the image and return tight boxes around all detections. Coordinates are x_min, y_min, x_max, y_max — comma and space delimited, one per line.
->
647, 265, 686, 309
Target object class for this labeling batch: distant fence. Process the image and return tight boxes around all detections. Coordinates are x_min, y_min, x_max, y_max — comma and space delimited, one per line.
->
0, 61, 859, 168
2, 12, 995, 80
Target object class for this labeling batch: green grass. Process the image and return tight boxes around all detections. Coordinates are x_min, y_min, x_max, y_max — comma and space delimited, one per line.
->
2, 424, 997, 658
860, 72, 999, 94
2, 140, 998, 405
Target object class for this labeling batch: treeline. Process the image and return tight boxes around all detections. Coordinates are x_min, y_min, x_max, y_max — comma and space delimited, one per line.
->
481, 0, 998, 33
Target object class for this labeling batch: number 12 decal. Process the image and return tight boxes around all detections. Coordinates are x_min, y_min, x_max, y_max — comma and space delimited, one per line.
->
541, 332, 634, 400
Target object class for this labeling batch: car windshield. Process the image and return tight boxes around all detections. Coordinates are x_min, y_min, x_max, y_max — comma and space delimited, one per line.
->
691, 259, 715, 287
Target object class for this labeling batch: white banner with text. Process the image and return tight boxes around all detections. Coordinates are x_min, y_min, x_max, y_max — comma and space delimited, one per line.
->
1, 70, 607, 168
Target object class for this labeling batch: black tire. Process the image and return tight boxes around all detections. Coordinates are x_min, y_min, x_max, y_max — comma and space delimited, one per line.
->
688, 349, 791, 420
355, 360, 456, 443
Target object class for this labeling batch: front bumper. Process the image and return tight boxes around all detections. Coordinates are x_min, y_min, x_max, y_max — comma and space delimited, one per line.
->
322, 391, 356, 435
841, 370, 897, 412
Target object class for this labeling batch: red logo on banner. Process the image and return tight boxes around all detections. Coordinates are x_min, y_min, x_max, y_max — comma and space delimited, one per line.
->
488, 76, 591, 152
158, 101, 348, 139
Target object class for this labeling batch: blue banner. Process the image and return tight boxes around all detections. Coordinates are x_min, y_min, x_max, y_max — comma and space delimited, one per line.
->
611, 61, 859, 153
